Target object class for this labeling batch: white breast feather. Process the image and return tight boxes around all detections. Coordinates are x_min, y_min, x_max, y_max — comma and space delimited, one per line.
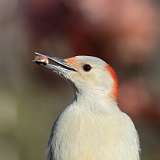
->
50, 101, 140, 160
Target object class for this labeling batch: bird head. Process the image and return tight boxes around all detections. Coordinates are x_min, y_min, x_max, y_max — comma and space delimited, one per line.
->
33, 52, 118, 100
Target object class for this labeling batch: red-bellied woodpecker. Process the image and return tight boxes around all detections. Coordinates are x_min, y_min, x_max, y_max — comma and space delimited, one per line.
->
33, 52, 140, 160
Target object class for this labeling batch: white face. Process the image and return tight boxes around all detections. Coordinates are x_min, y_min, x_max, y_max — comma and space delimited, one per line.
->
64, 56, 115, 95
33, 53, 117, 98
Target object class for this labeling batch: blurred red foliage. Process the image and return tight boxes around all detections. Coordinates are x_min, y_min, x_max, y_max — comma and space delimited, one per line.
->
119, 77, 160, 122
24, 0, 157, 64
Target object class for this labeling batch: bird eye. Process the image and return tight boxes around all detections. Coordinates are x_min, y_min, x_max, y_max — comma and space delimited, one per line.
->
83, 64, 92, 72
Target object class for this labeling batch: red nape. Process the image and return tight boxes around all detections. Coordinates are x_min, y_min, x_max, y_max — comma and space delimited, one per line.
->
106, 65, 119, 98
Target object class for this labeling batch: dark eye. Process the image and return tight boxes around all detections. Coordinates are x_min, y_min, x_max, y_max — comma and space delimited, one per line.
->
83, 64, 92, 72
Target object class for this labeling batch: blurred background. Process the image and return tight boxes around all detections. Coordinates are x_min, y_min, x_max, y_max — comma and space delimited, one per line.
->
0, 0, 159, 160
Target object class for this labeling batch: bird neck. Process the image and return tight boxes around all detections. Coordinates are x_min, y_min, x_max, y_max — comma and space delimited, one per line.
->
74, 88, 120, 114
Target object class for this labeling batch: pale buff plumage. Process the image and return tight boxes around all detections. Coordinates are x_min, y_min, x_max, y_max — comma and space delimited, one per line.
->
33, 53, 140, 160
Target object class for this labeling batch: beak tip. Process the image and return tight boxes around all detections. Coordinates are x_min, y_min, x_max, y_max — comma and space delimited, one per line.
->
32, 60, 47, 65
32, 52, 49, 65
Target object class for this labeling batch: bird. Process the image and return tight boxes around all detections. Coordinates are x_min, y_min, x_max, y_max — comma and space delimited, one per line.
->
33, 52, 140, 160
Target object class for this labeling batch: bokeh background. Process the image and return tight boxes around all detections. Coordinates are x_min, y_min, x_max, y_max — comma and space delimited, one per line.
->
0, 0, 159, 160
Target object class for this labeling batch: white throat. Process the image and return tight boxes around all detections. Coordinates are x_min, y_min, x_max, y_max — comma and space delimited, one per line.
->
73, 88, 120, 114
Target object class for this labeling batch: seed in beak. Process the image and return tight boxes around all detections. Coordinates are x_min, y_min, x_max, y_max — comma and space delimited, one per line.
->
33, 54, 49, 65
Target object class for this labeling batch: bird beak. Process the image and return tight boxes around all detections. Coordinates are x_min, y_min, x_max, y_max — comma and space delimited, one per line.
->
33, 52, 77, 72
